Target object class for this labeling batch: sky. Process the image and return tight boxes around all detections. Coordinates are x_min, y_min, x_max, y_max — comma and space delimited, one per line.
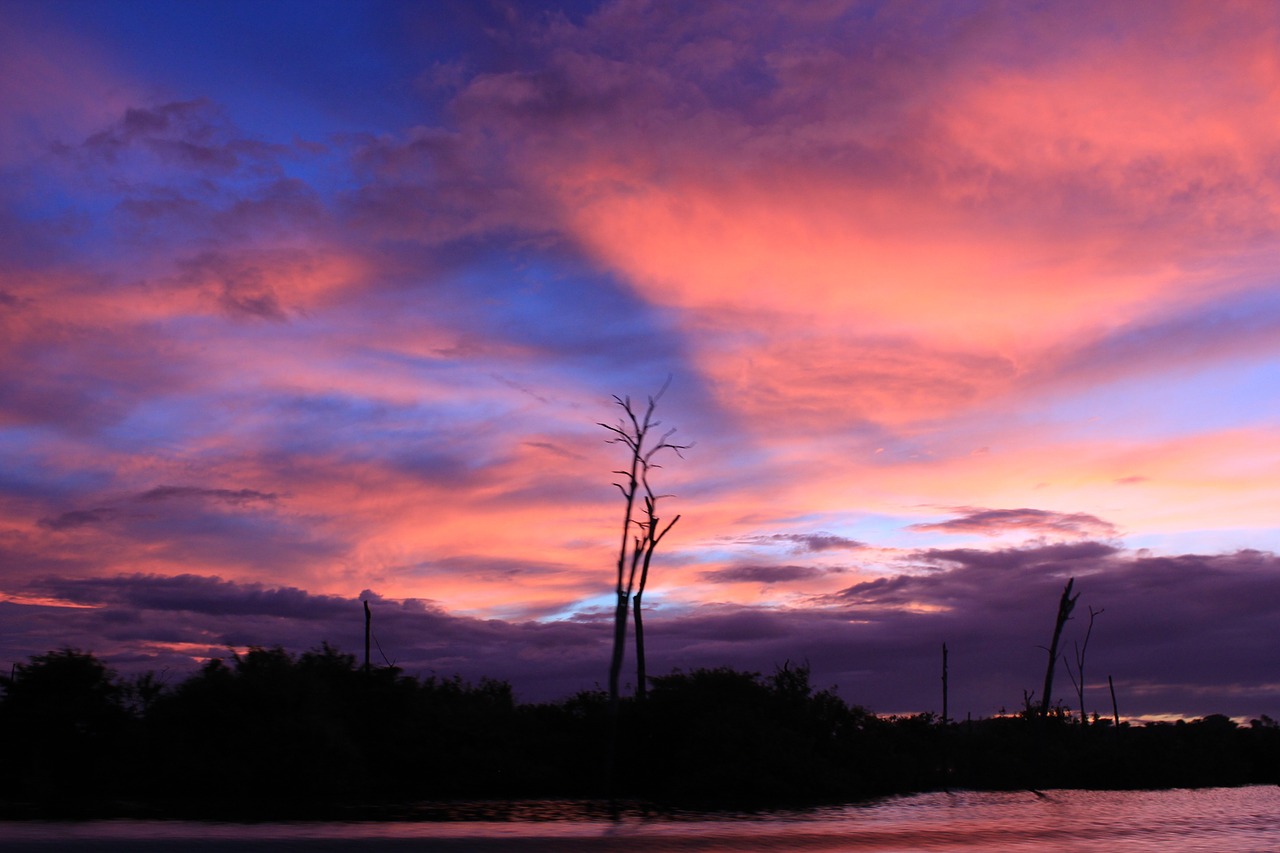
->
3, 0, 1280, 721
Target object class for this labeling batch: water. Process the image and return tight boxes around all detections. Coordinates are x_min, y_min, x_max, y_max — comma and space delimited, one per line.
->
2, 787, 1278, 851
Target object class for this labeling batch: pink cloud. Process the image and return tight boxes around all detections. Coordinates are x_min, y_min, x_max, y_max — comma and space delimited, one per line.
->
448, 1, 1280, 436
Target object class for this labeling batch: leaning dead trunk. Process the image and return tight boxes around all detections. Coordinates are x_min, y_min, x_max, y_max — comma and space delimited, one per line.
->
1039, 578, 1078, 718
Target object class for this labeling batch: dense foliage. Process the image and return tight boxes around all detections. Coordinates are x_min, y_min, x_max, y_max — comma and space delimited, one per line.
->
1, 647, 1277, 817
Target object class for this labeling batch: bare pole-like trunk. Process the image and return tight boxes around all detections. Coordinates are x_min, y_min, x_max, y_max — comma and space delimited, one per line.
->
363, 599, 371, 674
1109, 674, 1120, 726
940, 641, 951, 789
1039, 578, 1079, 718
941, 642, 949, 725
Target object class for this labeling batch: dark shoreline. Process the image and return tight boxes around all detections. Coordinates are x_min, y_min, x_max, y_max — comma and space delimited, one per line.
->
4, 647, 1278, 821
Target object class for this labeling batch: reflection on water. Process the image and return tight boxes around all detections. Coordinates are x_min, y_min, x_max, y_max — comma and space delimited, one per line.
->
3, 787, 1279, 852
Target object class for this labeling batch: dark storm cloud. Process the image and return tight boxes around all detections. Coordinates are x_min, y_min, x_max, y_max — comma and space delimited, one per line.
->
909, 507, 1119, 539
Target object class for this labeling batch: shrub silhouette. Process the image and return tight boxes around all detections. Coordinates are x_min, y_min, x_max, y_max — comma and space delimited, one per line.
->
0, 648, 132, 802
3, 645, 1279, 816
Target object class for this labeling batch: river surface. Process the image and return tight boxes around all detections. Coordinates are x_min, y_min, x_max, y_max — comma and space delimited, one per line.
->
2, 787, 1278, 851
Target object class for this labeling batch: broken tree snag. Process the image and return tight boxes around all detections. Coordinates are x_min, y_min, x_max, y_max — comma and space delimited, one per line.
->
1109, 674, 1120, 726
1039, 577, 1079, 719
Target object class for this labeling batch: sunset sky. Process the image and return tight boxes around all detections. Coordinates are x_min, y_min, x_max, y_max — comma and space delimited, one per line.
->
3, 0, 1280, 720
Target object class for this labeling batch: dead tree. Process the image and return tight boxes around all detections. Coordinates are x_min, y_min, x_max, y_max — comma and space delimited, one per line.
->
600, 381, 686, 707
1065, 605, 1102, 725
1039, 577, 1079, 718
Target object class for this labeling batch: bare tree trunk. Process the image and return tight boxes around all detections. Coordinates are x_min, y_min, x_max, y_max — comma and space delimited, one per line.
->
606, 460, 641, 712
608, 592, 630, 705
940, 641, 951, 789
633, 499, 679, 702
1039, 578, 1079, 718
941, 642, 949, 725
605, 584, 629, 796
363, 599, 371, 674
1109, 674, 1120, 726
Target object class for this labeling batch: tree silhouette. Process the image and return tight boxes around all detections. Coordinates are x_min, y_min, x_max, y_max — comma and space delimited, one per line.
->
600, 380, 687, 706
2, 643, 1279, 814
599, 382, 686, 795
0, 648, 131, 799
1039, 577, 1079, 718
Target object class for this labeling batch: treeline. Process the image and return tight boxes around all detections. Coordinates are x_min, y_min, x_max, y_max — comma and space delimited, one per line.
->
2, 646, 1279, 818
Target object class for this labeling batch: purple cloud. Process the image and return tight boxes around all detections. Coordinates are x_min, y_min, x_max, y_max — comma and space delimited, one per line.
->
38, 508, 117, 530
701, 564, 831, 585
5, 544, 1279, 721
741, 532, 866, 553
134, 486, 278, 505
30, 574, 349, 620
910, 507, 1119, 539
73, 99, 285, 175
